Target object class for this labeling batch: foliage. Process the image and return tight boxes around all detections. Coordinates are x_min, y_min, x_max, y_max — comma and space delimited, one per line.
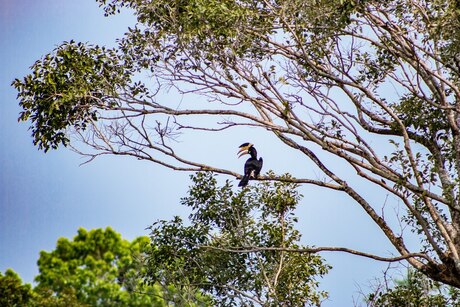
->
12, 41, 131, 152
366, 268, 460, 307
0, 269, 33, 307
13, 0, 460, 290
145, 172, 330, 306
0, 268, 101, 307
33, 227, 164, 306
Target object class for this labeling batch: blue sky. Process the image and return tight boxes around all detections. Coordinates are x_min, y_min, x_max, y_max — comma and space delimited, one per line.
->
0, 1, 399, 305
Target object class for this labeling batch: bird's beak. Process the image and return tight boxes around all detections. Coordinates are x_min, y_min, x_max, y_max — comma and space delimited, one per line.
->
238, 148, 249, 158
237, 143, 252, 158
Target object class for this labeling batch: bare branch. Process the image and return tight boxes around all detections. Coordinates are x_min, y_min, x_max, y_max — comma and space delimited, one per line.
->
201, 245, 432, 263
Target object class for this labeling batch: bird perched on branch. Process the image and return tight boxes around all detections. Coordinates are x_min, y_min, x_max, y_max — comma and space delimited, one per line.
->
237, 143, 263, 187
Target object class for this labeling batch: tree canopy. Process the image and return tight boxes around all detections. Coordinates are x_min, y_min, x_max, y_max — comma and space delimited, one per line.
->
0, 269, 33, 307
12, 0, 460, 289
145, 172, 330, 306
33, 227, 163, 306
0, 228, 170, 306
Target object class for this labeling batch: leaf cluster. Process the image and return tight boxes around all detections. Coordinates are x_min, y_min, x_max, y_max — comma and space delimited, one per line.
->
393, 94, 449, 136
12, 41, 131, 152
367, 268, 460, 307
99, 0, 272, 58
0, 269, 33, 307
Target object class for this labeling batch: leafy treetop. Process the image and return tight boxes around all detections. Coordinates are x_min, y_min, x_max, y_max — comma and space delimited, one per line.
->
145, 172, 330, 306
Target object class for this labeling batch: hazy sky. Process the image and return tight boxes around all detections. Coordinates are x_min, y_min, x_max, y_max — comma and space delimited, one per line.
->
0, 1, 400, 305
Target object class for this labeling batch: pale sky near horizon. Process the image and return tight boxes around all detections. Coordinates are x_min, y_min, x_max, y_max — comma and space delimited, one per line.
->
0, 1, 402, 305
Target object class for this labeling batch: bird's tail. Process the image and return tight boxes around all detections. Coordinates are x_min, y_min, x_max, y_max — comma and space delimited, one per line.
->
238, 175, 249, 187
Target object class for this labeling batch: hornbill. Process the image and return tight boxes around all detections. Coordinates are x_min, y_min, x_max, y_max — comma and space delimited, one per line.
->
237, 143, 263, 187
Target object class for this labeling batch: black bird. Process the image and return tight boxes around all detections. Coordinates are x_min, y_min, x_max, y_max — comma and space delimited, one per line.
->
237, 143, 263, 187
